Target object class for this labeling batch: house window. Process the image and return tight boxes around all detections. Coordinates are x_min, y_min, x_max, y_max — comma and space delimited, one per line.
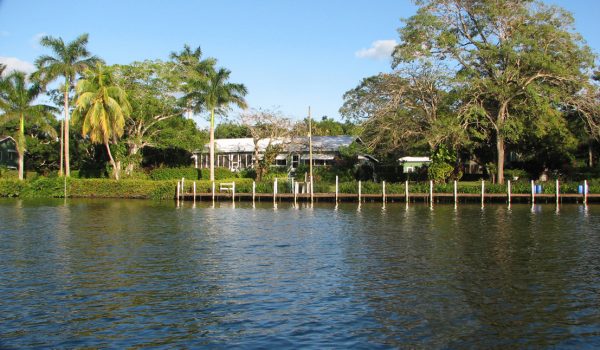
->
8, 150, 17, 161
405, 166, 415, 173
291, 155, 299, 168
276, 158, 287, 166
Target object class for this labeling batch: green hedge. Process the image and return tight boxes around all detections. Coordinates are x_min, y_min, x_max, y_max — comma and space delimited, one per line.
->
1, 178, 599, 200
149, 167, 200, 181
199, 167, 237, 180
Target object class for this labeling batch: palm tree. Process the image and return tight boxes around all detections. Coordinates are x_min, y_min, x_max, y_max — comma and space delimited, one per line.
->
33, 33, 102, 177
72, 63, 130, 180
0, 71, 57, 180
185, 67, 247, 180
170, 45, 216, 119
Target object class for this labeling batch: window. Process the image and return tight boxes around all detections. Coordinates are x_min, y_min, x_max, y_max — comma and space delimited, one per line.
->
276, 159, 287, 166
405, 166, 415, 173
8, 150, 16, 161
291, 155, 299, 168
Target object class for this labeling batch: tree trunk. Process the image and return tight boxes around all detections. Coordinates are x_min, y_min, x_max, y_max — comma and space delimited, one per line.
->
105, 142, 119, 180
125, 143, 140, 176
18, 113, 24, 181
59, 120, 64, 176
496, 103, 508, 185
64, 82, 70, 177
589, 142, 594, 168
253, 143, 262, 181
209, 108, 215, 181
496, 134, 505, 185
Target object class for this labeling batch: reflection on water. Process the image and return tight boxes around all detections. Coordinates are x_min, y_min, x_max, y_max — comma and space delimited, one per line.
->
1, 199, 600, 348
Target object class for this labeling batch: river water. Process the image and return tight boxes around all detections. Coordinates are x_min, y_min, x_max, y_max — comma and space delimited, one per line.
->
1, 199, 600, 349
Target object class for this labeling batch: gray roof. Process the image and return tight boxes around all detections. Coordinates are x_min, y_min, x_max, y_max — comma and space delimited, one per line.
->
195, 135, 360, 154
0, 136, 16, 143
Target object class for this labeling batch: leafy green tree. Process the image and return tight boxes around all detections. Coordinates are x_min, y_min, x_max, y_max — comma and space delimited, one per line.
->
184, 67, 247, 181
0, 71, 57, 180
215, 122, 250, 138
33, 33, 102, 177
341, 64, 462, 159
113, 60, 184, 174
393, 0, 595, 183
72, 64, 131, 180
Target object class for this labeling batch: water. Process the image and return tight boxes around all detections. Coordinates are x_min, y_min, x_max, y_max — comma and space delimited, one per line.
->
1, 199, 600, 349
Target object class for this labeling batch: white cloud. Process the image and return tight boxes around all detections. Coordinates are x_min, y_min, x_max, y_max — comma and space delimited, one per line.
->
355, 39, 398, 60
30, 32, 47, 49
0, 57, 36, 75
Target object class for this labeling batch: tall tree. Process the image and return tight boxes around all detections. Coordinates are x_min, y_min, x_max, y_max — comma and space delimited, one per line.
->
33, 33, 102, 177
71, 64, 131, 180
393, 0, 595, 183
113, 60, 183, 174
341, 64, 462, 158
240, 108, 292, 180
0, 71, 57, 180
184, 67, 247, 180
170, 45, 216, 119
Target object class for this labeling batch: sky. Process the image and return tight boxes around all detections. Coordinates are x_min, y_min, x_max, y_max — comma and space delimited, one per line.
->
1, 0, 599, 127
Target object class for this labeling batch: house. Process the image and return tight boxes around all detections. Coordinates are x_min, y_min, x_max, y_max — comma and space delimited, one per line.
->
193, 135, 373, 171
0, 136, 18, 170
398, 156, 431, 173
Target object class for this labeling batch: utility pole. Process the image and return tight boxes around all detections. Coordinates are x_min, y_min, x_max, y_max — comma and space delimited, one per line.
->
308, 106, 314, 202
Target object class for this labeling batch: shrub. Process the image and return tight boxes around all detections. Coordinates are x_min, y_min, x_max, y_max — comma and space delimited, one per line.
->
0, 179, 25, 197
150, 167, 200, 181
199, 167, 237, 180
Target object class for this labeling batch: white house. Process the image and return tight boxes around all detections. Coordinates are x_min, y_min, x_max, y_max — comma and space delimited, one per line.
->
193, 135, 373, 171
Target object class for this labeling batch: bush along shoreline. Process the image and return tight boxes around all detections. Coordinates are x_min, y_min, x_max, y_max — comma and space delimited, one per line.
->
1, 175, 598, 202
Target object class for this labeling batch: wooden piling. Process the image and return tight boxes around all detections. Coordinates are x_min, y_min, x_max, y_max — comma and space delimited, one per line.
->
507, 180, 511, 204
252, 181, 256, 202
556, 179, 560, 205
232, 181, 236, 202
405, 180, 409, 203
335, 176, 339, 202
429, 180, 433, 204
358, 181, 362, 202
453, 180, 458, 205
273, 178, 278, 202
176, 181, 180, 201
481, 180, 485, 205
293, 181, 297, 205
181, 177, 185, 196
212, 181, 215, 202
382, 180, 386, 203
193, 181, 196, 203
531, 180, 535, 204
584, 179, 588, 204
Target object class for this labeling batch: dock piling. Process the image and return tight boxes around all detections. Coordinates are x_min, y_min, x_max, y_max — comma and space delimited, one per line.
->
531, 180, 535, 204
405, 180, 409, 203
358, 181, 362, 202
335, 176, 339, 202
383, 181, 386, 203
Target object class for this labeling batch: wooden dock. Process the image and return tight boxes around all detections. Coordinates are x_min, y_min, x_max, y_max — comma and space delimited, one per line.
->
176, 179, 599, 204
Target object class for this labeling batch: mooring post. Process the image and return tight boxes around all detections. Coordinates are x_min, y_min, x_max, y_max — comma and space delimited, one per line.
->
556, 179, 560, 205
310, 179, 314, 203
232, 181, 236, 202
382, 180, 386, 203
358, 180, 362, 202
481, 180, 485, 205
273, 178, 278, 202
335, 175, 339, 203
176, 181, 180, 201
212, 181, 215, 202
429, 180, 434, 204
252, 181, 256, 202
584, 179, 588, 204
293, 180, 297, 205
507, 180, 512, 204
405, 180, 409, 203
181, 177, 185, 198
454, 180, 458, 205
531, 180, 535, 204
193, 181, 196, 203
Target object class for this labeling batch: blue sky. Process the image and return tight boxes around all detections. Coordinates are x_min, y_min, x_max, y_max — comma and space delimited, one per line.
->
1, 0, 599, 127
